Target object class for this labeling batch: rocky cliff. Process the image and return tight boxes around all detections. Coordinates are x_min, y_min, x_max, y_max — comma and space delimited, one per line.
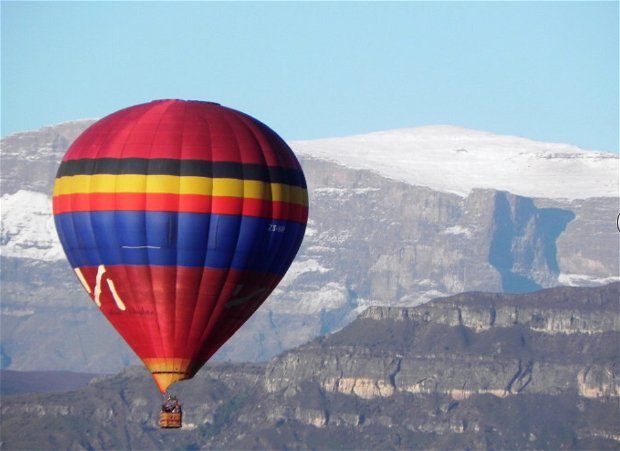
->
1, 284, 618, 450
265, 283, 619, 402
1, 122, 618, 372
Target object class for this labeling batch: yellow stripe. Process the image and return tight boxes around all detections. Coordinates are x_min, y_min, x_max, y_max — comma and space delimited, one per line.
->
143, 358, 192, 373
53, 174, 308, 207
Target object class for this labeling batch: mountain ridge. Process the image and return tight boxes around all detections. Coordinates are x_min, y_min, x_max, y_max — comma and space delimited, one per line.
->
1, 283, 618, 450
292, 125, 618, 199
1, 120, 618, 373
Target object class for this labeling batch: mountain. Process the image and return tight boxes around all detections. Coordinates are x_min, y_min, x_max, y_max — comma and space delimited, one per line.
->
0, 370, 100, 396
1, 283, 618, 450
1, 122, 618, 372
293, 125, 619, 199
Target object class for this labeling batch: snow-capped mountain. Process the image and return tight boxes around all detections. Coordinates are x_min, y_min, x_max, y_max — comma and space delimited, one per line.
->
291, 125, 618, 199
0, 190, 64, 261
1, 121, 618, 372
1, 120, 95, 262
2, 124, 617, 262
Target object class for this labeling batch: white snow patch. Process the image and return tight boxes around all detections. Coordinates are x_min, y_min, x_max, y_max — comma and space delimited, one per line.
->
399, 290, 450, 307
271, 281, 348, 314
1, 307, 35, 317
312, 187, 351, 204
353, 187, 380, 194
278, 258, 331, 288
304, 227, 317, 238
441, 225, 473, 237
313, 187, 380, 197
558, 273, 620, 287
354, 297, 390, 311
306, 245, 336, 254
292, 125, 619, 200
314, 187, 348, 195
318, 229, 351, 245
294, 282, 348, 314
1, 190, 64, 261
353, 290, 449, 311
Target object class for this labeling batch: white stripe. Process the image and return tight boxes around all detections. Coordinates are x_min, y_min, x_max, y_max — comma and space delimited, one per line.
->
74, 268, 92, 294
122, 245, 161, 249
94, 265, 105, 307
107, 279, 126, 311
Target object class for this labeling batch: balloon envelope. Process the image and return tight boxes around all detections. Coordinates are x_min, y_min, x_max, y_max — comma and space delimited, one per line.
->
53, 100, 308, 392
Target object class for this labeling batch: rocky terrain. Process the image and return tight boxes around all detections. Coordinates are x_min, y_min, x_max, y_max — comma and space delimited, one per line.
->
1, 122, 618, 372
0, 370, 98, 396
1, 283, 618, 450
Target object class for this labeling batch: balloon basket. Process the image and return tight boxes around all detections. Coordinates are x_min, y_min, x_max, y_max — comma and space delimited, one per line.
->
159, 411, 182, 429
160, 394, 183, 428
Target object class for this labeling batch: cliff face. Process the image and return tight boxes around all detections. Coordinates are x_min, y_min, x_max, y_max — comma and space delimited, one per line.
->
301, 156, 617, 295
2, 284, 618, 450
2, 122, 618, 372
265, 284, 620, 403
360, 285, 620, 335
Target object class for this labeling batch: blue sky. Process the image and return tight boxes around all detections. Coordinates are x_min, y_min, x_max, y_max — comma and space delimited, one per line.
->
2, 1, 618, 152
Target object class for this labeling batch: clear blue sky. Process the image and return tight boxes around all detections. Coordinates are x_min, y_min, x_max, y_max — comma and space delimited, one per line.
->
2, 1, 618, 152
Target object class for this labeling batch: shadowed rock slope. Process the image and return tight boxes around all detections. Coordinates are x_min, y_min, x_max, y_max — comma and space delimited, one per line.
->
1, 283, 618, 450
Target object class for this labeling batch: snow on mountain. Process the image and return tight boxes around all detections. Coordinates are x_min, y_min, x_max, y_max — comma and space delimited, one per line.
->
291, 125, 619, 199
1, 190, 64, 261
278, 258, 331, 289
2, 121, 619, 370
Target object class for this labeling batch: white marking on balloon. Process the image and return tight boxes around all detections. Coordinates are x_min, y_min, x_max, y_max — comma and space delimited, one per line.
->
94, 265, 106, 307
74, 267, 92, 294
92, 264, 126, 311
107, 279, 126, 311
121, 245, 161, 249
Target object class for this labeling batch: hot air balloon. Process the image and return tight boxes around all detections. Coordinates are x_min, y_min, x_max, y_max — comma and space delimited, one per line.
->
52, 100, 308, 426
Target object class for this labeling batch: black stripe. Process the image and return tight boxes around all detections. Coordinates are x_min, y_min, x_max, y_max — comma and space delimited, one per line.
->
56, 158, 307, 187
